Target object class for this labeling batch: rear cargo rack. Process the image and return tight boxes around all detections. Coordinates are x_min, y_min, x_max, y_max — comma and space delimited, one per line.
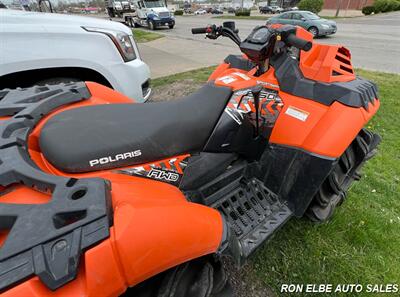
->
0, 83, 112, 291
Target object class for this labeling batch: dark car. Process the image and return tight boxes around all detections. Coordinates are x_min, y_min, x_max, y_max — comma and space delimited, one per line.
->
266, 10, 337, 37
205, 7, 212, 13
211, 8, 223, 14
259, 6, 273, 14
228, 7, 236, 13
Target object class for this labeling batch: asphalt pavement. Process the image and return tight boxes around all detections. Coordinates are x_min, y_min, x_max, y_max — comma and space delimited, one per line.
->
137, 12, 400, 78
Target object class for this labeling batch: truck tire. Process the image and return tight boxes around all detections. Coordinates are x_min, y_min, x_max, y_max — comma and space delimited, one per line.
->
126, 17, 134, 28
306, 129, 381, 222
107, 8, 115, 18
148, 20, 156, 30
127, 257, 233, 297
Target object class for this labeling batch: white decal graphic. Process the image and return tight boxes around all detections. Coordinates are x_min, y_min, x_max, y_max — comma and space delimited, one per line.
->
285, 106, 310, 122
217, 75, 237, 84
232, 72, 251, 80
89, 150, 142, 167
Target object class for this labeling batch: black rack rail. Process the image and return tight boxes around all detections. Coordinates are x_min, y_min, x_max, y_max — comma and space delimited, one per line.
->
0, 83, 112, 291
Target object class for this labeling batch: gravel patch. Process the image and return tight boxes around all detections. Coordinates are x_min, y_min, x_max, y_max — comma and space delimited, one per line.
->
150, 79, 203, 101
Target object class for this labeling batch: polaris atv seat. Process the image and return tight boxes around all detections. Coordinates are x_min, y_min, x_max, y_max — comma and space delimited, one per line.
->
39, 83, 232, 173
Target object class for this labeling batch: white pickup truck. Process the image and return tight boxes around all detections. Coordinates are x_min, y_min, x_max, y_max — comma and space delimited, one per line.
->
0, 9, 151, 102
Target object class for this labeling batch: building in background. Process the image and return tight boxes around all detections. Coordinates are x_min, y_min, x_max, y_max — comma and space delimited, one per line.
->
323, 0, 374, 10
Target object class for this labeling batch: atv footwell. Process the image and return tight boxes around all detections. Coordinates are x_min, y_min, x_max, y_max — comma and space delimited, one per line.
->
190, 163, 292, 264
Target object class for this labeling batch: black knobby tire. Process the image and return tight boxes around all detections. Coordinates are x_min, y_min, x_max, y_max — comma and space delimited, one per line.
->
126, 257, 233, 297
168, 24, 174, 29
306, 129, 381, 222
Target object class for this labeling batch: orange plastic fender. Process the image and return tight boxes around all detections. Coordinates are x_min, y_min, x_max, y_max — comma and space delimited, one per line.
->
270, 91, 380, 158
2, 177, 224, 297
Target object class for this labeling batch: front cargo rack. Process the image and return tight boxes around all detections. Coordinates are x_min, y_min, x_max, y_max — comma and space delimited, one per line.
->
0, 83, 112, 291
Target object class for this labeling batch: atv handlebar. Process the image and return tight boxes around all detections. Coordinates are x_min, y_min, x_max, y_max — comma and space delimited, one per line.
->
285, 34, 312, 52
192, 24, 241, 46
191, 27, 209, 34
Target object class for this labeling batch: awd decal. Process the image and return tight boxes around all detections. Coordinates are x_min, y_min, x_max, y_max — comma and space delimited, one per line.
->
89, 150, 142, 167
148, 169, 180, 182
116, 155, 190, 186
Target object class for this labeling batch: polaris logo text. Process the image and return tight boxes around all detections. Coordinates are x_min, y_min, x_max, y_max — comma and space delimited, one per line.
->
89, 150, 142, 167
147, 169, 179, 182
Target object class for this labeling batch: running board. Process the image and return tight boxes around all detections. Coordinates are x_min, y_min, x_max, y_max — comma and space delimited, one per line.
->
198, 174, 292, 264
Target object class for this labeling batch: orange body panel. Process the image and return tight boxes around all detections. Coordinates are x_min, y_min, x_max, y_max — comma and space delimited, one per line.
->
270, 92, 380, 158
2, 82, 224, 297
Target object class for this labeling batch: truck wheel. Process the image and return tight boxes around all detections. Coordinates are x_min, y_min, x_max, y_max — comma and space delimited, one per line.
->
168, 24, 174, 29
148, 21, 156, 30
306, 129, 381, 222
128, 256, 233, 297
107, 8, 115, 18
126, 17, 134, 28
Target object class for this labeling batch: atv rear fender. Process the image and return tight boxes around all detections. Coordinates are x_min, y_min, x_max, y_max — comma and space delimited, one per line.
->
4, 177, 225, 296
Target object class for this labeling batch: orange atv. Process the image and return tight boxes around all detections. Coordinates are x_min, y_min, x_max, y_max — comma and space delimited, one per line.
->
0, 23, 380, 296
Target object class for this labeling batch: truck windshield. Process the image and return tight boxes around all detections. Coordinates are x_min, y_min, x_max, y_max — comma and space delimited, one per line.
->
145, 0, 164, 8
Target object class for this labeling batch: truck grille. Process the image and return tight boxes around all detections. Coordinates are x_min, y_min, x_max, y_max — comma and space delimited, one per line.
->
159, 12, 170, 18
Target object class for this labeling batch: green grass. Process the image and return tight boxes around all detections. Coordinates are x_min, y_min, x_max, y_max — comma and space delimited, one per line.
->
152, 66, 215, 88
154, 67, 400, 296
132, 29, 164, 43
212, 15, 270, 20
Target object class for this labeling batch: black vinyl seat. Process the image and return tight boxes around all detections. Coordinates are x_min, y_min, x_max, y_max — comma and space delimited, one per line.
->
39, 83, 232, 173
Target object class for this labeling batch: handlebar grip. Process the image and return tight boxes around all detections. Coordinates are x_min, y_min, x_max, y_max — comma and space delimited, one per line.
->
192, 27, 208, 34
286, 34, 312, 51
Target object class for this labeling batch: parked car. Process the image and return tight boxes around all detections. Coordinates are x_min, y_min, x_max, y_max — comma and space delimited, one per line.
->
259, 5, 273, 14
227, 7, 236, 13
282, 6, 299, 12
194, 8, 207, 15
0, 9, 151, 102
205, 7, 213, 13
211, 8, 223, 14
266, 10, 337, 37
270, 6, 283, 13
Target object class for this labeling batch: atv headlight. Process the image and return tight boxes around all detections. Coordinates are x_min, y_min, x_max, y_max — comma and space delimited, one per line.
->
83, 27, 136, 62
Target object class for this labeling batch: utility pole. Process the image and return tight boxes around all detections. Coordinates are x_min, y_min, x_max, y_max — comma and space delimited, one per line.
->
335, 0, 342, 17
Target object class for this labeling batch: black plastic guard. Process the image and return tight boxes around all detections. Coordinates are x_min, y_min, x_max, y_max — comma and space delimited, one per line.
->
260, 144, 336, 217
0, 83, 112, 291
224, 55, 256, 72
